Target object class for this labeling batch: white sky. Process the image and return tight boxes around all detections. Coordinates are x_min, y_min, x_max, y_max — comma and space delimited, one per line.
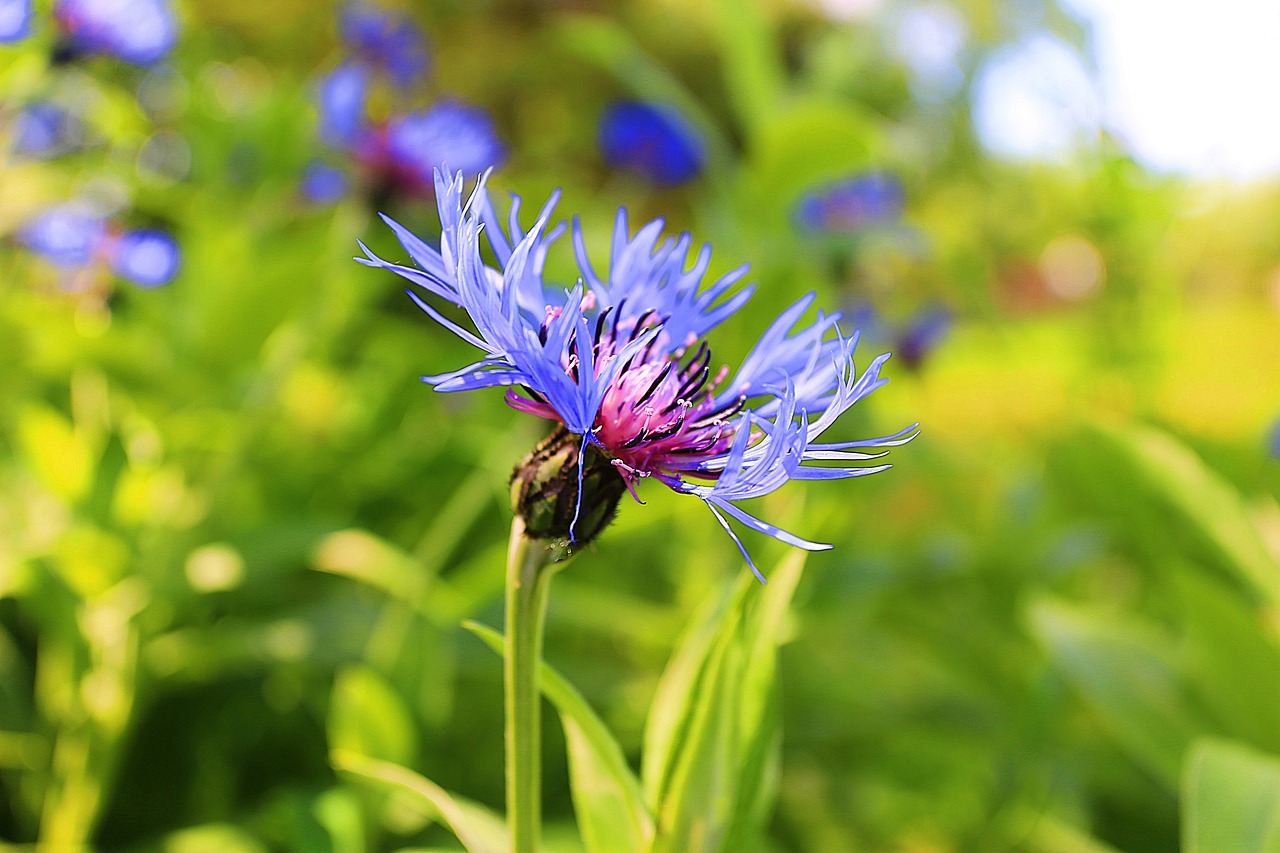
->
977, 0, 1280, 179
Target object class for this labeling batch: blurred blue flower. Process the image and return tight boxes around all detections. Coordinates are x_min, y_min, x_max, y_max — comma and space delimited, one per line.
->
796, 172, 905, 234
1269, 416, 1280, 460
381, 102, 505, 192
313, 69, 504, 202
19, 204, 179, 287
358, 170, 914, 579
0, 0, 32, 42
340, 1, 428, 89
318, 62, 369, 148
301, 160, 349, 204
53, 0, 177, 65
599, 100, 705, 186
19, 206, 106, 267
10, 102, 84, 158
110, 228, 179, 287
894, 305, 952, 370
847, 301, 951, 371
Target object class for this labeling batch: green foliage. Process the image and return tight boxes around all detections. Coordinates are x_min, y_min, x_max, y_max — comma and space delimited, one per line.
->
1184, 740, 1280, 853
2, 0, 1280, 851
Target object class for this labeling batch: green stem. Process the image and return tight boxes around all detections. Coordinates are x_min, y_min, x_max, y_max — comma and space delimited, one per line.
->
505, 518, 555, 853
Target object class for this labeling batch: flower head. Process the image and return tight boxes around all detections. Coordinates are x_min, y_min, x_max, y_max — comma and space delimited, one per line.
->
53, 0, 177, 65
599, 100, 705, 186
1269, 416, 1280, 460
339, 1, 428, 89
0, 0, 32, 42
359, 171, 914, 579
796, 172, 905, 234
313, 64, 504, 203
20, 204, 179, 288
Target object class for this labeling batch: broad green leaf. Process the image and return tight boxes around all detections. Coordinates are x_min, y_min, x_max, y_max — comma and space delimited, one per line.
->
1031, 598, 1206, 788
1088, 421, 1280, 608
1184, 739, 1280, 853
1176, 569, 1280, 752
334, 750, 507, 853
328, 666, 418, 767
465, 621, 654, 853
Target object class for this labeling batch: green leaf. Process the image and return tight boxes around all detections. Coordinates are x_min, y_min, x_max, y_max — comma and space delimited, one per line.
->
159, 823, 269, 853
1030, 598, 1206, 789
649, 552, 806, 853
465, 621, 654, 853
1176, 569, 1280, 752
641, 574, 746, 811
1086, 421, 1280, 608
328, 666, 419, 767
334, 750, 508, 853
711, 0, 784, 138
1184, 739, 1280, 853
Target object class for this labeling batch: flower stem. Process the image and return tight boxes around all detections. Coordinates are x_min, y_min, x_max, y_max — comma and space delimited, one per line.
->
505, 517, 555, 853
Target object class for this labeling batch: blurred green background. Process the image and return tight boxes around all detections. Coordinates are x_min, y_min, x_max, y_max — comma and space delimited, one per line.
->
3, 0, 1280, 851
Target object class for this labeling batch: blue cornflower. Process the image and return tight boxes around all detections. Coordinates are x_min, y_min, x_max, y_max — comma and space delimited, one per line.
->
9, 101, 84, 158
358, 171, 914, 579
599, 100, 705, 186
315, 64, 504, 201
796, 172, 905, 234
53, 0, 177, 65
0, 0, 32, 42
19, 204, 179, 287
20, 206, 106, 267
339, 1, 428, 89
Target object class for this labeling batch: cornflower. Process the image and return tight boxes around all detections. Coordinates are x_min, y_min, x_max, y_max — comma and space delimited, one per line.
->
796, 172, 905, 234
52, 0, 177, 65
311, 63, 503, 204
599, 100, 705, 186
20, 204, 179, 288
359, 172, 914, 579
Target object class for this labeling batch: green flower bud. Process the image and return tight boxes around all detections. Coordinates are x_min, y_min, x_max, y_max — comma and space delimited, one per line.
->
510, 426, 627, 550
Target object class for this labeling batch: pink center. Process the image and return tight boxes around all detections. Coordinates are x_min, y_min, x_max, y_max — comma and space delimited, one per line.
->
506, 302, 746, 489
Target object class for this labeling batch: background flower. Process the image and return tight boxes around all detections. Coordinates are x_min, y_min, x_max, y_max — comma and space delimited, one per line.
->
599, 100, 706, 185
52, 0, 177, 65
